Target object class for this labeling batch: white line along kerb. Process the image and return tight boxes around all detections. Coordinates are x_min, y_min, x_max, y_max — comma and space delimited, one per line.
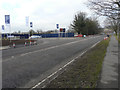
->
31, 40, 101, 89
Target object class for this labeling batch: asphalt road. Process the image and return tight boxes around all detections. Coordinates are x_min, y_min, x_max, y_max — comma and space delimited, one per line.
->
2, 35, 104, 88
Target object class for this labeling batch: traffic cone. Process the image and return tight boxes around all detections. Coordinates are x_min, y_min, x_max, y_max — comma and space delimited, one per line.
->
25, 42, 27, 46
13, 43, 16, 48
104, 37, 106, 40
104, 37, 108, 40
30, 41, 32, 45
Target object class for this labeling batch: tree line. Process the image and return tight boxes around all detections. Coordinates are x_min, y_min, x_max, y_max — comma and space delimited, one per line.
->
71, 12, 102, 35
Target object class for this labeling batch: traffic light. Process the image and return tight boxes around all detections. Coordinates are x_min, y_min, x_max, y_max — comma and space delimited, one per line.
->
60, 28, 66, 32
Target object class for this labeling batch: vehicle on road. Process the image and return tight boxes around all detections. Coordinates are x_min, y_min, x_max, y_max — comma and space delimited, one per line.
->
7, 35, 15, 38
74, 34, 83, 37
29, 35, 42, 39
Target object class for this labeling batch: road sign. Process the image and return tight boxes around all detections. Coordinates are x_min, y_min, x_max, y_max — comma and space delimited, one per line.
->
56, 24, 59, 29
5, 15, 10, 24
30, 22, 33, 27
2, 25, 4, 30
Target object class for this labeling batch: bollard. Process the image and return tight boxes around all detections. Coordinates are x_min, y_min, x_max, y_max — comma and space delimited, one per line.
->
25, 42, 27, 46
104, 37, 106, 40
13, 43, 16, 48
104, 37, 108, 40
30, 41, 32, 45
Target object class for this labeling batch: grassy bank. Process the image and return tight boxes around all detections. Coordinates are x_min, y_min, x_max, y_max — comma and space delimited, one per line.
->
119, 33, 120, 43
114, 33, 120, 43
46, 38, 110, 88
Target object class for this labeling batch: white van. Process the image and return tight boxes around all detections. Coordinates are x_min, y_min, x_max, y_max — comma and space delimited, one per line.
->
29, 35, 42, 39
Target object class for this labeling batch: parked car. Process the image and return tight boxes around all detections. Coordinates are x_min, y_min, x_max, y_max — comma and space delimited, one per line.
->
29, 35, 42, 39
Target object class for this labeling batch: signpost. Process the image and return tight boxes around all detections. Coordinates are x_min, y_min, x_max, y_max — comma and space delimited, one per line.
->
5, 15, 10, 24
5, 15, 11, 41
30, 22, 33, 36
25, 16, 30, 37
63, 28, 66, 32
60, 28, 66, 37
56, 24, 59, 29
56, 24, 59, 37
30, 22, 33, 28
63, 28, 66, 37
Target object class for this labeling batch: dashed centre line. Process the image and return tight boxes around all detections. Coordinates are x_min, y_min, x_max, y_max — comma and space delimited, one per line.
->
2, 36, 100, 63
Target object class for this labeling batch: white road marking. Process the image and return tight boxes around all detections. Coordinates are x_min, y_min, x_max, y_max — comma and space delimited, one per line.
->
11, 56, 14, 58
31, 40, 101, 89
19, 39, 87, 57
21, 53, 29, 56
2, 36, 100, 63
90, 41, 101, 49
20, 36, 97, 57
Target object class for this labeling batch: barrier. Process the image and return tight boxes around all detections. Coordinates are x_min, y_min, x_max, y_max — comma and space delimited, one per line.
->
104, 37, 108, 40
13, 43, 15, 48
30, 41, 32, 45
33, 33, 74, 38
25, 42, 27, 46
2, 33, 74, 39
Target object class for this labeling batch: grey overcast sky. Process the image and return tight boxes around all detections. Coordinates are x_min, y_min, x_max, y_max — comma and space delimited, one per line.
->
0, 0, 105, 33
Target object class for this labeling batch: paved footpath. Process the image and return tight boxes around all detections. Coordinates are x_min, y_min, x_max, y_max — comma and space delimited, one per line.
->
97, 35, 119, 89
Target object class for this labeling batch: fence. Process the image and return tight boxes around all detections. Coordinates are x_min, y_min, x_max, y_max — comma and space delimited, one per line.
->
2, 33, 74, 39
34, 33, 74, 38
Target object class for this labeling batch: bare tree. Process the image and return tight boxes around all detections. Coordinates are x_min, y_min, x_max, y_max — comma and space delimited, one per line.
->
104, 18, 119, 34
88, 0, 120, 20
37, 29, 43, 34
18, 31, 21, 34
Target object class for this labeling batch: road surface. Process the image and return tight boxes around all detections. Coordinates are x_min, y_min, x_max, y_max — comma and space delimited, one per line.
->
2, 35, 104, 88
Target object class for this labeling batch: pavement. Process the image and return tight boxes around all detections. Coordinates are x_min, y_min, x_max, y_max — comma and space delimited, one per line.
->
2, 35, 104, 88
97, 35, 119, 89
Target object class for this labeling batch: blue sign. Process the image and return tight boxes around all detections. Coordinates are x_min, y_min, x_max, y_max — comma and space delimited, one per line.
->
30, 22, 33, 27
56, 24, 59, 29
5, 15, 10, 24
2, 25, 4, 30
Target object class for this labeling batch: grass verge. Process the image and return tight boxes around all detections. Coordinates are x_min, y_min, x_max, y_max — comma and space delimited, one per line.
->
118, 33, 120, 43
46, 38, 110, 88
114, 34, 118, 40
114, 33, 120, 43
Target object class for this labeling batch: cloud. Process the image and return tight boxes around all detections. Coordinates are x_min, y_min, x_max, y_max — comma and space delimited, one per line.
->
0, 0, 93, 33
